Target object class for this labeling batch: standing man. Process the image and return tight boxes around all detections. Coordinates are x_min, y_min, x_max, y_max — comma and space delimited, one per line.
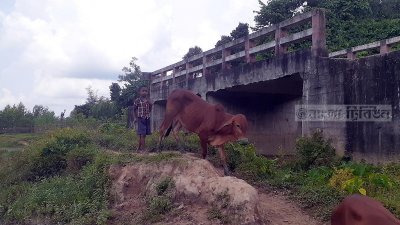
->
133, 85, 153, 152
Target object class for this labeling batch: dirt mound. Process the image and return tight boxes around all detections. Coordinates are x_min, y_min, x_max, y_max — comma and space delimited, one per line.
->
108, 152, 323, 225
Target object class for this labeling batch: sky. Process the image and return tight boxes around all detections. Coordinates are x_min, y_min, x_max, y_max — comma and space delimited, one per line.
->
0, 0, 260, 116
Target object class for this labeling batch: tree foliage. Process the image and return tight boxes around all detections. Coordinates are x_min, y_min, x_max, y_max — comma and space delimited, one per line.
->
230, 22, 250, 40
182, 46, 203, 61
253, 0, 304, 30
109, 83, 121, 102
114, 57, 149, 110
118, 57, 142, 85
0, 103, 58, 130
71, 87, 119, 120
71, 57, 149, 121
215, 35, 233, 47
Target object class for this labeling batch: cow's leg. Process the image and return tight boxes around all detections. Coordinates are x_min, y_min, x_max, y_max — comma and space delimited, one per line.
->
157, 115, 176, 152
217, 145, 231, 176
173, 123, 185, 153
199, 136, 208, 159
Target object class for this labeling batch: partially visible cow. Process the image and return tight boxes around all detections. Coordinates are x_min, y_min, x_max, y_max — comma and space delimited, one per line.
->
158, 89, 248, 176
331, 194, 400, 225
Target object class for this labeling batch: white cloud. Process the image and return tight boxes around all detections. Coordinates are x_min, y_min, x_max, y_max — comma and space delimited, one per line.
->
0, 0, 260, 115
0, 88, 24, 106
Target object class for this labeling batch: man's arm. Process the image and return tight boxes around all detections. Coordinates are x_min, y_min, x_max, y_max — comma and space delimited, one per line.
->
148, 98, 153, 112
133, 99, 138, 122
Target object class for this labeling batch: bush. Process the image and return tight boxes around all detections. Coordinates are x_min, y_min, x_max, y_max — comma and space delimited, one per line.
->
1, 151, 112, 224
225, 143, 275, 179
66, 147, 97, 172
29, 128, 92, 180
295, 130, 337, 170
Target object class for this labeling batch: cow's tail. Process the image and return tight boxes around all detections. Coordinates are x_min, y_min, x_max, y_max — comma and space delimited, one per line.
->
165, 123, 173, 137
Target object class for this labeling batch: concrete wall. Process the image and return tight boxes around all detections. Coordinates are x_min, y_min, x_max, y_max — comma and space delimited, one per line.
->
302, 51, 400, 163
343, 52, 400, 163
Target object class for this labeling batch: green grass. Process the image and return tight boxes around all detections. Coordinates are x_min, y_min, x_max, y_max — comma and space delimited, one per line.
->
0, 124, 190, 225
0, 133, 41, 150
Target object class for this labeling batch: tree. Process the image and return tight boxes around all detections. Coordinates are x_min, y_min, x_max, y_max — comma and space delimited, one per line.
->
32, 105, 56, 126
0, 103, 34, 129
109, 83, 121, 102
230, 22, 250, 40
118, 57, 142, 85
253, 0, 304, 30
183, 46, 203, 61
215, 35, 233, 47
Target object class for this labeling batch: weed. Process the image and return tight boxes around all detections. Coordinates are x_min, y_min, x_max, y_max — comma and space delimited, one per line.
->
156, 177, 175, 195
140, 176, 176, 223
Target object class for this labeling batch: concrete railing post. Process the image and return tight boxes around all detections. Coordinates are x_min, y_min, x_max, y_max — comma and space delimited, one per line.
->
245, 37, 255, 63
275, 25, 288, 56
346, 49, 356, 60
311, 9, 327, 57
172, 68, 178, 88
185, 62, 191, 89
222, 46, 231, 70
202, 53, 209, 76
380, 40, 391, 54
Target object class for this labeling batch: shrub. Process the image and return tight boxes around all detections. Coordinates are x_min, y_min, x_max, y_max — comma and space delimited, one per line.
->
295, 130, 337, 170
226, 143, 275, 179
66, 147, 97, 172
28, 128, 92, 180
1, 151, 112, 224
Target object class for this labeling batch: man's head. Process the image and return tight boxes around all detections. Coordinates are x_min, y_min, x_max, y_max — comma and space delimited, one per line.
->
139, 86, 149, 97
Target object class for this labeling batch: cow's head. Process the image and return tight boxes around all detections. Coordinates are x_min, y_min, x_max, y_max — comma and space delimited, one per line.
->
232, 114, 248, 140
210, 114, 248, 146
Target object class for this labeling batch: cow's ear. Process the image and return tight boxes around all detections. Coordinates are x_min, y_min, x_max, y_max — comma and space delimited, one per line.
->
216, 118, 234, 133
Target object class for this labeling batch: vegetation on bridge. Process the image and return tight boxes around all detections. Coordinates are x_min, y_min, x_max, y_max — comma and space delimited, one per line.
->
254, 0, 400, 52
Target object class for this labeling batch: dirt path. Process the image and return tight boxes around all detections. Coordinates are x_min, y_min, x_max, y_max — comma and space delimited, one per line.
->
258, 192, 325, 225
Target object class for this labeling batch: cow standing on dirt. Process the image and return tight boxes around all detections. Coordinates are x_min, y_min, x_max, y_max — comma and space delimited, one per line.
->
331, 194, 400, 225
158, 89, 248, 176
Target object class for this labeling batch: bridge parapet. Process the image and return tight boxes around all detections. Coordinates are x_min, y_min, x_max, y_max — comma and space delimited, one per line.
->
329, 36, 400, 59
150, 8, 327, 101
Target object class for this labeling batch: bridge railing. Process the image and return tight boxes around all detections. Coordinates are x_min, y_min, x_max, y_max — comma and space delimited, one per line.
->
150, 8, 327, 101
329, 36, 400, 59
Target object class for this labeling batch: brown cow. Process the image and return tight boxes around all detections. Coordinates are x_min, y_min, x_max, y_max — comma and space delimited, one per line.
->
331, 194, 400, 225
158, 89, 248, 176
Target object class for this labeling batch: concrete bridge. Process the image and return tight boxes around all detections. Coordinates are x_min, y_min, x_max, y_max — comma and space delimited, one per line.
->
148, 8, 400, 163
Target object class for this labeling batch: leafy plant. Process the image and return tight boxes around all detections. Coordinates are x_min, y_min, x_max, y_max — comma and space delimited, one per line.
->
295, 130, 337, 170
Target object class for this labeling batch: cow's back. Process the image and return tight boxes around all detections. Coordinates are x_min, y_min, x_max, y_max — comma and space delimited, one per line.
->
166, 89, 228, 133
331, 195, 400, 225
